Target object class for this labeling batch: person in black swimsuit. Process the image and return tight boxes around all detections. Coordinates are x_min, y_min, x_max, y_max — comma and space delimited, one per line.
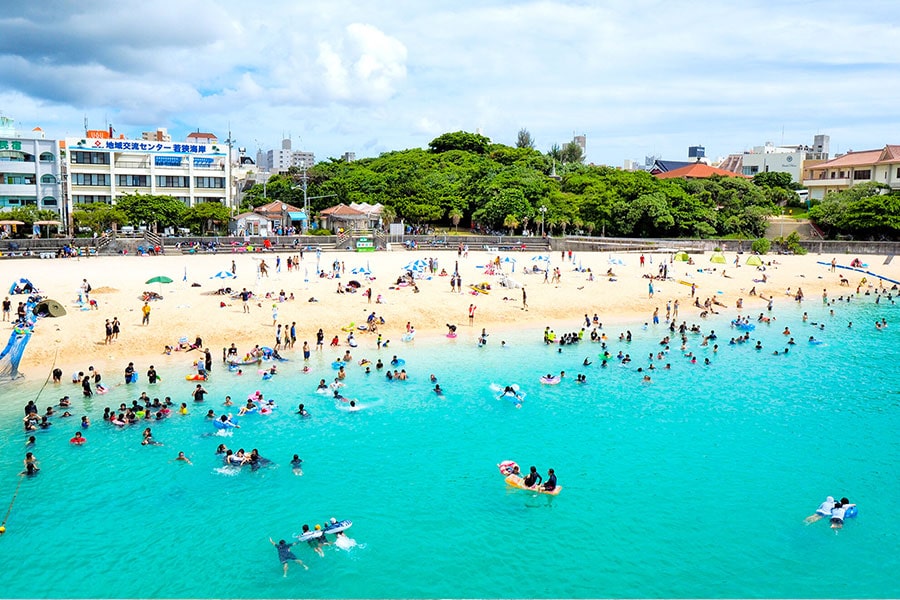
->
523, 465, 542, 488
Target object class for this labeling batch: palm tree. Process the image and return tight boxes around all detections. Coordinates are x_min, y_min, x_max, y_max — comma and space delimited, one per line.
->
503, 214, 520, 236
556, 215, 570, 236
380, 205, 396, 230
448, 207, 463, 233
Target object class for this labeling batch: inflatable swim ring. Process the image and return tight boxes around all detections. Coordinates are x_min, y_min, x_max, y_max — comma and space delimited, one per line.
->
129, 373, 139, 383
213, 419, 237, 429
846, 506, 858, 518
341, 323, 356, 332
446, 332, 457, 339
401, 332, 416, 342
539, 376, 561, 385
498, 460, 519, 476
331, 361, 345, 370
185, 374, 207, 381
390, 358, 405, 367
323, 519, 352, 534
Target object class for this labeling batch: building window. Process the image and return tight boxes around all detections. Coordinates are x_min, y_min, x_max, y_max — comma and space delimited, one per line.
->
4, 174, 36, 185
73, 195, 111, 204
39, 152, 55, 162
72, 173, 110, 186
71, 151, 110, 165
0, 195, 32, 207
157, 175, 189, 187
741, 166, 759, 176
41, 174, 57, 184
194, 176, 225, 188
41, 196, 58, 206
116, 174, 149, 187
853, 170, 871, 180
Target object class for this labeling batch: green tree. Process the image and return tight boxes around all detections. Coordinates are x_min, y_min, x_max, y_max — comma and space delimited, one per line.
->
503, 213, 520, 236
72, 203, 128, 234
115, 194, 187, 231
810, 182, 900, 239
448, 207, 463, 231
560, 141, 584, 164
428, 131, 490, 154
184, 201, 232, 235
753, 171, 795, 190
516, 128, 535, 149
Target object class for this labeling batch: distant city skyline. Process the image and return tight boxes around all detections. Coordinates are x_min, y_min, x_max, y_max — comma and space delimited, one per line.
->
1, 1, 898, 165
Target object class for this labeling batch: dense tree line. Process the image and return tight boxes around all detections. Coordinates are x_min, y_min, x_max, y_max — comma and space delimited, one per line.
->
809, 182, 900, 240
240, 131, 789, 239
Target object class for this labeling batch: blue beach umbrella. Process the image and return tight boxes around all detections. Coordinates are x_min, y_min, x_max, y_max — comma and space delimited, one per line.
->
211, 271, 236, 279
351, 267, 370, 275
531, 255, 549, 262
403, 259, 427, 272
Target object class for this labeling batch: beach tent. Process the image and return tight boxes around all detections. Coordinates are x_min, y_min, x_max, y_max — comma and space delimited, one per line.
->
8, 278, 37, 294
33, 299, 66, 318
745, 255, 763, 266
710, 253, 726, 264
674, 251, 690, 262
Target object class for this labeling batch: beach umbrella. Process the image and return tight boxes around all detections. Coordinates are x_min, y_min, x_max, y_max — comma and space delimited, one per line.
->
0, 219, 25, 225
146, 276, 174, 284
351, 267, 370, 275
531, 255, 549, 262
403, 259, 427, 272
210, 271, 236, 279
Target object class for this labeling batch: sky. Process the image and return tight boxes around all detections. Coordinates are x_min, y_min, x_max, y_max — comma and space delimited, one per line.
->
2, 1, 899, 166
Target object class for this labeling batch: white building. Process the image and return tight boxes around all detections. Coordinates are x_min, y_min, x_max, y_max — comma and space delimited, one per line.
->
63, 130, 232, 217
265, 138, 314, 172
732, 135, 830, 183
0, 117, 63, 217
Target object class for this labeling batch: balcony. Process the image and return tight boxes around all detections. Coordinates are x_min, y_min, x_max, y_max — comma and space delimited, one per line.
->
0, 183, 37, 195
803, 177, 851, 187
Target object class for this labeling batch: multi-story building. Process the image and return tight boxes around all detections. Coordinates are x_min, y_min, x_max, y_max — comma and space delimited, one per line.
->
802, 144, 900, 200
0, 117, 62, 217
265, 138, 315, 173
62, 129, 233, 219
720, 135, 830, 183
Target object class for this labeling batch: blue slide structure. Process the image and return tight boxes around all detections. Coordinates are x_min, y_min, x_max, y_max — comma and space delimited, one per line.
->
817, 261, 900, 286
0, 326, 33, 380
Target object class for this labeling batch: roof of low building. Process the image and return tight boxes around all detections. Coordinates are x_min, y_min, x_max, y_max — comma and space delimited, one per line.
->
655, 163, 751, 180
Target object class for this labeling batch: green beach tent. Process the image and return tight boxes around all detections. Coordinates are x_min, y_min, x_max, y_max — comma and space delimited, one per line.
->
674, 251, 690, 262
710, 253, 726, 264
746, 255, 763, 266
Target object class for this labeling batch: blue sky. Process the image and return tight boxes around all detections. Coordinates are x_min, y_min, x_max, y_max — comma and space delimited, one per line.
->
1, 1, 898, 165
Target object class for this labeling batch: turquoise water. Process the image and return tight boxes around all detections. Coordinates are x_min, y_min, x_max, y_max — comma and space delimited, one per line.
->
1, 297, 899, 598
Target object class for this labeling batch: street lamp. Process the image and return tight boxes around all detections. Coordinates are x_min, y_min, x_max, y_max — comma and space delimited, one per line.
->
281, 203, 287, 236
539, 205, 547, 237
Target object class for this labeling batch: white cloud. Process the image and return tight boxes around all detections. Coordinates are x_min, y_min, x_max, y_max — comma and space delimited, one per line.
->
2, 0, 900, 164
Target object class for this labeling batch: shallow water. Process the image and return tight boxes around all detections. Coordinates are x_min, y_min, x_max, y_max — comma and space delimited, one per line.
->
1, 295, 899, 598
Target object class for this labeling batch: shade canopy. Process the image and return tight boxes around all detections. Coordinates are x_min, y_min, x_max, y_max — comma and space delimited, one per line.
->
145, 276, 174, 284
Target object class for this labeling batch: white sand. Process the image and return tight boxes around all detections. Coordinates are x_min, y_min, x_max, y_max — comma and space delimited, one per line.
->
3, 248, 896, 377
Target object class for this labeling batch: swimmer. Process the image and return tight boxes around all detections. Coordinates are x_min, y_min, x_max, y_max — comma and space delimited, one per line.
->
805, 496, 835, 524
434, 384, 443, 395
175, 451, 192, 465
830, 500, 856, 530
297, 403, 310, 417
215, 444, 228, 455
270, 537, 308, 576
290, 454, 303, 476
70, 431, 86, 445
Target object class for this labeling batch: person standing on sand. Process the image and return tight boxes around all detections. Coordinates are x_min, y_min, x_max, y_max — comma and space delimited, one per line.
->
232, 259, 236, 275
142, 301, 151, 325
522, 287, 528, 310
468, 304, 476, 325
259, 260, 269, 277
2, 296, 10, 321
240, 288, 250, 313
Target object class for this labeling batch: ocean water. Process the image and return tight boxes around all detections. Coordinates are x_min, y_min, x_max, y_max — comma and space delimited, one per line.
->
1, 296, 899, 598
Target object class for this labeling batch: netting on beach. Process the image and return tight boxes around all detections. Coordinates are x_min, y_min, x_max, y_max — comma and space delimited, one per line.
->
0, 326, 32, 380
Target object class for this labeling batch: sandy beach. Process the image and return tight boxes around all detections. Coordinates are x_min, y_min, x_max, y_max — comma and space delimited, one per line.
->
3, 247, 898, 378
